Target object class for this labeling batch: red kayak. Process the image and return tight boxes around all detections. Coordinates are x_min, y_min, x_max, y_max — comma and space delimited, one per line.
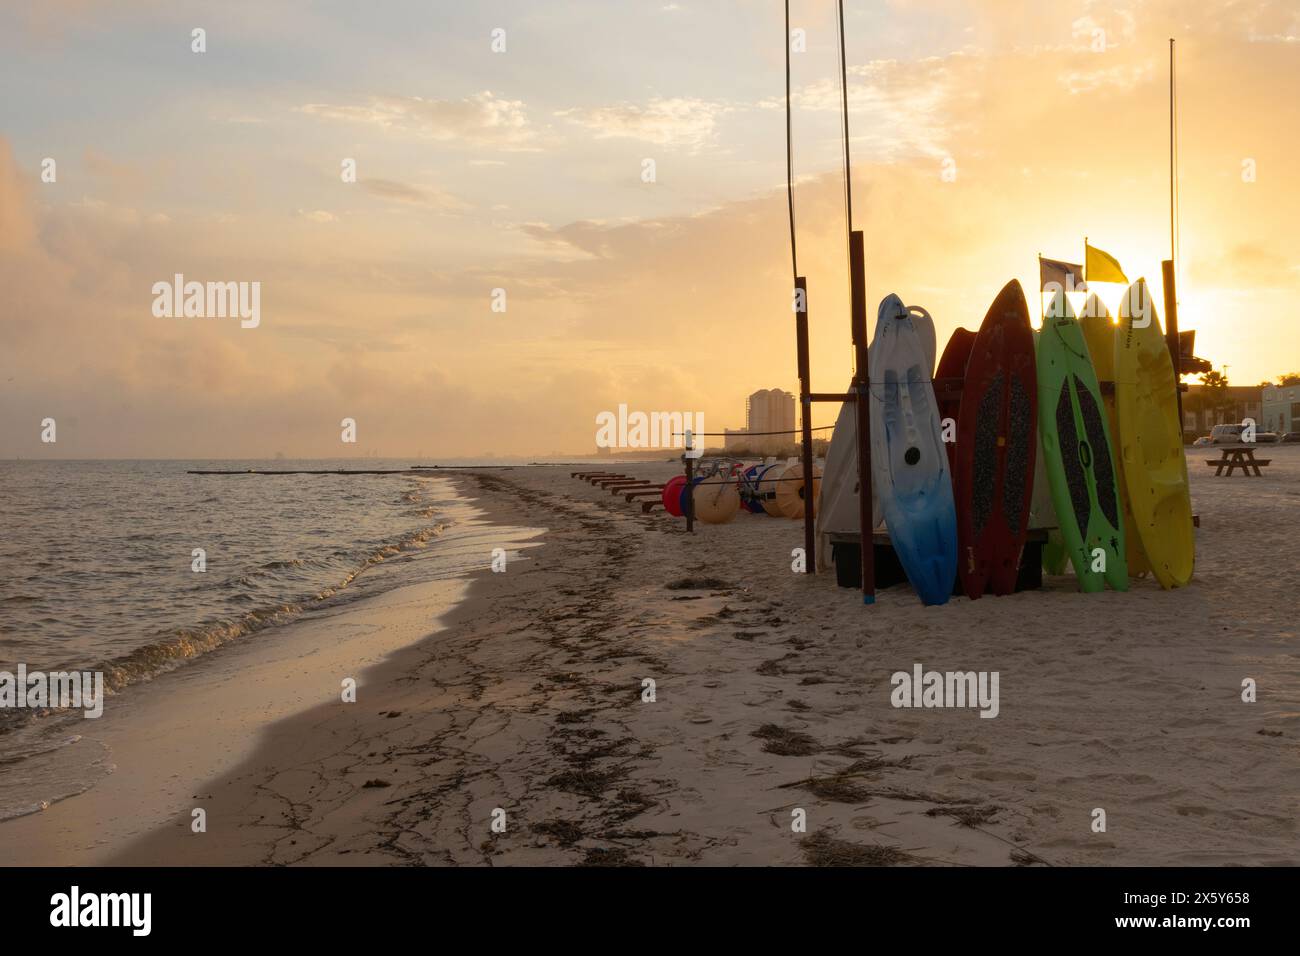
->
936, 327, 976, 477
954, 279, 1037, 598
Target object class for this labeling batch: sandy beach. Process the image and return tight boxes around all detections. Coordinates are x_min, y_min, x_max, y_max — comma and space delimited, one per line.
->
8, 449, 1294, 867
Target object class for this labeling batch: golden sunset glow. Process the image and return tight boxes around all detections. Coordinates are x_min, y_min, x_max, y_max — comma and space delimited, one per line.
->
2, 1, 1297, 457
4, 2, 1300, 893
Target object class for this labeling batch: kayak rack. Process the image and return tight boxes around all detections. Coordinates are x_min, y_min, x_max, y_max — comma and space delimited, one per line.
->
766, 0, 877, 603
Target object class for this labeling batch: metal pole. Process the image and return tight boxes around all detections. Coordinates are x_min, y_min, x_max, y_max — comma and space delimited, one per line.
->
795, 276, 815, 572
1169, 38, 1177, 267
850, 230, 874, 604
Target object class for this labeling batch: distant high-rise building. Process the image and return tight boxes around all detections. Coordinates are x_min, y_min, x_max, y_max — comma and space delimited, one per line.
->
724, 389, 796, 453
747, 389, 796, 438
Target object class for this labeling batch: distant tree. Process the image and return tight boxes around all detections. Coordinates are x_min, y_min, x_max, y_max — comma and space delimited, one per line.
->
1279, 372, 1300, 386
705, 438, 830, 460
1199, 371, 1232, 423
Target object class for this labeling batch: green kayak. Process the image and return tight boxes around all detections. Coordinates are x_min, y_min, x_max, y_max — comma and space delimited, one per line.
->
1036, 292, 1128, 592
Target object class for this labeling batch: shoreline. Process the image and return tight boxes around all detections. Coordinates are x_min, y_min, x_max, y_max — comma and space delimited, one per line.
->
110, 471, 567, 866
6, 459, 1297, 866
0, 476, 540, 864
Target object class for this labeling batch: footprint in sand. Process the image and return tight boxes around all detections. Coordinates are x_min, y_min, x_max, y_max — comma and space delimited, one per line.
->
971, 769, 1036, 782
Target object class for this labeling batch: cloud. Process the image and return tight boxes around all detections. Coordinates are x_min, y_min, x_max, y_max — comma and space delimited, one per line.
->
556, 97, 728, 150
296, 209, 337, 223
517, 221, 612, 262
760, 58, 971, 161
6, 1, 1300, 456
83, 149, 152, 188
1058, 62, 1155, 94
1070, 9, 1138, 49
3, 0, 170, 43
360, 178, 470, 212
1193, 243, 1298, 290
300, 91, 533, 148
0, 141, 39, 254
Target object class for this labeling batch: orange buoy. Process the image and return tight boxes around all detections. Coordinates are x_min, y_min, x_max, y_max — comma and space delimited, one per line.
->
691, 475, 740, 524
775, 463, 822, 519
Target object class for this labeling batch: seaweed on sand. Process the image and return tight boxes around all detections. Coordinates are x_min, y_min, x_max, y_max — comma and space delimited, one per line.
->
752, 723, 821, 757
800, 831, 912, 866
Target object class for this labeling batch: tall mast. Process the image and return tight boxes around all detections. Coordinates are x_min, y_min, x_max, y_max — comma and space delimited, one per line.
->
1169, 38, 1176, 267
784, 0, 797, 280
1163, 37, 1183, 422
836, 0, 874, 603
837, 0, 853, 240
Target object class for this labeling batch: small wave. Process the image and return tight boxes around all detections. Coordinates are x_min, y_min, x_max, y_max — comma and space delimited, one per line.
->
92, 605, 304, 693
225, 556, 313, 588
0, 736, 109, 823
8, 520, 452, 704
260, 558, 306, 571
0, 733, 84, 768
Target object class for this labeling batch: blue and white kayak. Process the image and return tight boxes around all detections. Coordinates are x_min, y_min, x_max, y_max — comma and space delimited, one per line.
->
869, 294, 957, 605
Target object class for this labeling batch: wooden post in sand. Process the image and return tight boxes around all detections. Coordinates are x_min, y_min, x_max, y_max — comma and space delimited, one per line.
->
1162, 259, 1183, 424
683, 445, 695, 533
795, 276, 816, 572
849, 230, 875, 604
782, 0, 873, 601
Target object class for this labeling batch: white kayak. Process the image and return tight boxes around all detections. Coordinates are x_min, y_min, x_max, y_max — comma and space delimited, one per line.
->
815, 296, 938, 574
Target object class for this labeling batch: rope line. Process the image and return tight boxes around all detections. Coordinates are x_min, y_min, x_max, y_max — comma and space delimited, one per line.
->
671, 425, 836, 438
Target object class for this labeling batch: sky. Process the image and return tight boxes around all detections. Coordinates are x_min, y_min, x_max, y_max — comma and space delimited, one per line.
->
1, 0, 1297, 458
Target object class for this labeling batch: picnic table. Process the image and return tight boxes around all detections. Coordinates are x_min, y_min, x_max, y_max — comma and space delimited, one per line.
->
1205, 446, 1271, 477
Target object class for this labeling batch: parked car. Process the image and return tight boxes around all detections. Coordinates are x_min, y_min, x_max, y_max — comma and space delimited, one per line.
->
1209, 423, 1279, 444
1192, 436, 1213, 446
1282, 432, 1300, 444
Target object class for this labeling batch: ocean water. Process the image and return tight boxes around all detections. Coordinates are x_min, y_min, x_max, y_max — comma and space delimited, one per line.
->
0, 459, 536, 820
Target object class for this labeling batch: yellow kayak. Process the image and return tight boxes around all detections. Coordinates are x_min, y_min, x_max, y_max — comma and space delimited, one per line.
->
1080, 294, 1151, 579
1115, 279, 1194, 588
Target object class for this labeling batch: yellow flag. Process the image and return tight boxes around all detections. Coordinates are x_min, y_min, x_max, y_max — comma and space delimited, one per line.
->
1085, 243, 1128, 283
